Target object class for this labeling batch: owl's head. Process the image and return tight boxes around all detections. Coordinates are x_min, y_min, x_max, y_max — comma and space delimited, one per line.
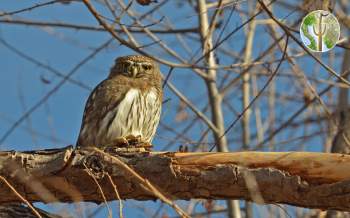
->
109, 55, 159, 78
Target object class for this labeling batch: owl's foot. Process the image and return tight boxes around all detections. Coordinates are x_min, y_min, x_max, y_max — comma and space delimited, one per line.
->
103, 135, 152, 153
137, 141, 153, 151
125, 135, 142, 146
103, 137, 141, 153
108, 137, 129, 147
125, 135, 153, 151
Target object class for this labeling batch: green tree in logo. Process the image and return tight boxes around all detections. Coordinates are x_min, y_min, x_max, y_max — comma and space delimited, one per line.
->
300, 10, 340, 52
312, 12, 328, 51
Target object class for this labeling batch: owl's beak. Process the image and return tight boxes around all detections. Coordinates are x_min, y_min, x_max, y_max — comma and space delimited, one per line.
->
130, 66, 138, 77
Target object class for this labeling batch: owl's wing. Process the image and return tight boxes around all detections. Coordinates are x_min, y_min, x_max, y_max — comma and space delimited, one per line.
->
76, 79, 128, 147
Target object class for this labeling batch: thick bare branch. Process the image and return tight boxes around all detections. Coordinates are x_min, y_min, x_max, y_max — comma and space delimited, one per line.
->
0, 146, 350, 212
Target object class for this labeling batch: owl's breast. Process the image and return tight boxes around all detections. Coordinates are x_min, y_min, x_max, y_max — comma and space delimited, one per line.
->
99, 88, 161, 143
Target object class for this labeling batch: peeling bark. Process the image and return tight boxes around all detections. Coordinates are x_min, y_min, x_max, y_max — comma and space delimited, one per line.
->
0, 146, 350, 211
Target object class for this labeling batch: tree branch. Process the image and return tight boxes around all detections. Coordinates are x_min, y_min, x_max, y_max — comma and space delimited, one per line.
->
0, 19, 198, 34
0, 146, 350, 212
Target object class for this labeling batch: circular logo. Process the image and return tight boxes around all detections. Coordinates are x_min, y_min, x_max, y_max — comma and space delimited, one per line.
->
300, 10, 340, 52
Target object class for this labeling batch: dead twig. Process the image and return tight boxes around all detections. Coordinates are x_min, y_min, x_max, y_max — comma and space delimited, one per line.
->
106, 173, 123, 218
0, 175, 42, 218
83, 163, 113, 218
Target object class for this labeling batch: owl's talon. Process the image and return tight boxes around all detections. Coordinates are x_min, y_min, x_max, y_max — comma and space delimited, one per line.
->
137, 142, 153, 151
101, 136, 153, 152
125, 135, 142, 146
106, 137, 129, 148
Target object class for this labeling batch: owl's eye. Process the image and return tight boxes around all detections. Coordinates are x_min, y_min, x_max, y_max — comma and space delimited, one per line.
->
123, 62, 131, 68
142, 64, 152, 71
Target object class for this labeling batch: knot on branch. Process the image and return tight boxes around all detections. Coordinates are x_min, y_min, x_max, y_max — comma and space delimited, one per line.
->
83, 154, 105, 179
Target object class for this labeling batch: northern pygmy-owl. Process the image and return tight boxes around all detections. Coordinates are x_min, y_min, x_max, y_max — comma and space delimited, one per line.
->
76, 55, 162, 149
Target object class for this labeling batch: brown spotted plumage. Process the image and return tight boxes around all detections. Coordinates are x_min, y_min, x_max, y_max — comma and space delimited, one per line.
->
76, 55, 162, 149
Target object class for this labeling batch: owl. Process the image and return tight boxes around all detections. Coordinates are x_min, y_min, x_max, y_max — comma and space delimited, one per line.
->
76, 55, 162, 150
